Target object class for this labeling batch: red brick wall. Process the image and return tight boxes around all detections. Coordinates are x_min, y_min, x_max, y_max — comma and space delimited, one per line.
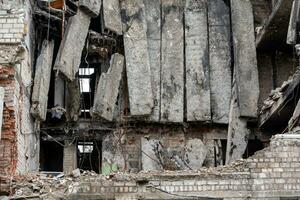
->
0, 66, 18, 193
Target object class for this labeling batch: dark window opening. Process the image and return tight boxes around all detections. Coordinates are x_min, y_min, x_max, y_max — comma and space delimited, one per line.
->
40, 141, 63, 172
243, 138, 265, 158
77, 141, 101, 173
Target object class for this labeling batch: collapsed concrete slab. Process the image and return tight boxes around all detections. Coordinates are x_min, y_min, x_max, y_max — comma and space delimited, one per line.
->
54, 9, 91, 81
185, 0, 211, 122
102, 0, 122, 35
144, 0, 161, 122
31, 40, 55, 121
208, 0, 232, 124
161, 0, 185, 122
79, 0, 102, 18
0, 87, 4, 139
121, 0, 154, 117
230, 0, 259, 118
226, 76, 250, 164
54, 75, 65, 108
66, 78, 81, 122
92, 53, 124, 121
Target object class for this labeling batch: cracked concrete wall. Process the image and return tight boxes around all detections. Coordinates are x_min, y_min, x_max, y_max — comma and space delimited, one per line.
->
102, 127, 230, 173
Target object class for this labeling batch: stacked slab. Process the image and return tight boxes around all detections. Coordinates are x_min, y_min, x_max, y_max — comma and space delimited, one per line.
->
31, 40, 54, 121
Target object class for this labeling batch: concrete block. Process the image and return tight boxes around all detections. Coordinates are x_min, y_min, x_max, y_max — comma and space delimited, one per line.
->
0, 87, 4, 139
230, 0, 259, 117
208, 0, 232, 124
121, 0, 154, 117
185, 0, 211, 122
79, 0, 101, 17
102, 0, 122, 35
92, 53, 124, 121
161, 0, 185, 122
54, 9, 91, 81
31, 40, 55, 121
144, 0, 161, 122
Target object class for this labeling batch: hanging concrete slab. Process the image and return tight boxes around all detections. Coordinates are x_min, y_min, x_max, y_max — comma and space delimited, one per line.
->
0, 87, 4, 139
79, 0, 102, 18
144, 0, 161, 122
54, 9, 91, 81
230, 0, 259, 118
160, 0, 185, 122
54, 75, 65, 108
31, 40, 55, 121
66, 78, 81, 122
208, 0, 231, 124
92, 53, 124, 121
185, 0, 211, 122
226, 76, 250, 164
121, 0, 154, 117
102, 0, 122, 35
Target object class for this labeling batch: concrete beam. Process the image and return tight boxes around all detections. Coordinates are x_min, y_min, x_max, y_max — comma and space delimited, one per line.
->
31, 40, 55, 121
0, 87, 4, 139
54, 9, 91, 81
161, 0, 185, 122
102, 0, 122, 35
208, 0, 232, 124
144, 0, 161, 122
79, 0, 102, 18
230, 0, 259, 118
121, 0, 154, 117
92, 53, 124, 121
185, 0, 211, 122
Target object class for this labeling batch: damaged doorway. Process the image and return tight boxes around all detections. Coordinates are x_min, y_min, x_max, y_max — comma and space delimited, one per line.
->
40, 141, 64, 172
77, 140, 101, 173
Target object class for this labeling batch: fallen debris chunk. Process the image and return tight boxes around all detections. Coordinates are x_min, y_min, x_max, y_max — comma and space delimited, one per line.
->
92, 53, 125, 121
71, 169, 81, 178
31, 40, 55, 121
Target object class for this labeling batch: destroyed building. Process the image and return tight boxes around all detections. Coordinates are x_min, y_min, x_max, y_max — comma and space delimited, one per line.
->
1, 0, 300, 199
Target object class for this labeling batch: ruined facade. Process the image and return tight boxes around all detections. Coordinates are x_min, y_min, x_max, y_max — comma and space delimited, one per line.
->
1, 0, 300, 199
